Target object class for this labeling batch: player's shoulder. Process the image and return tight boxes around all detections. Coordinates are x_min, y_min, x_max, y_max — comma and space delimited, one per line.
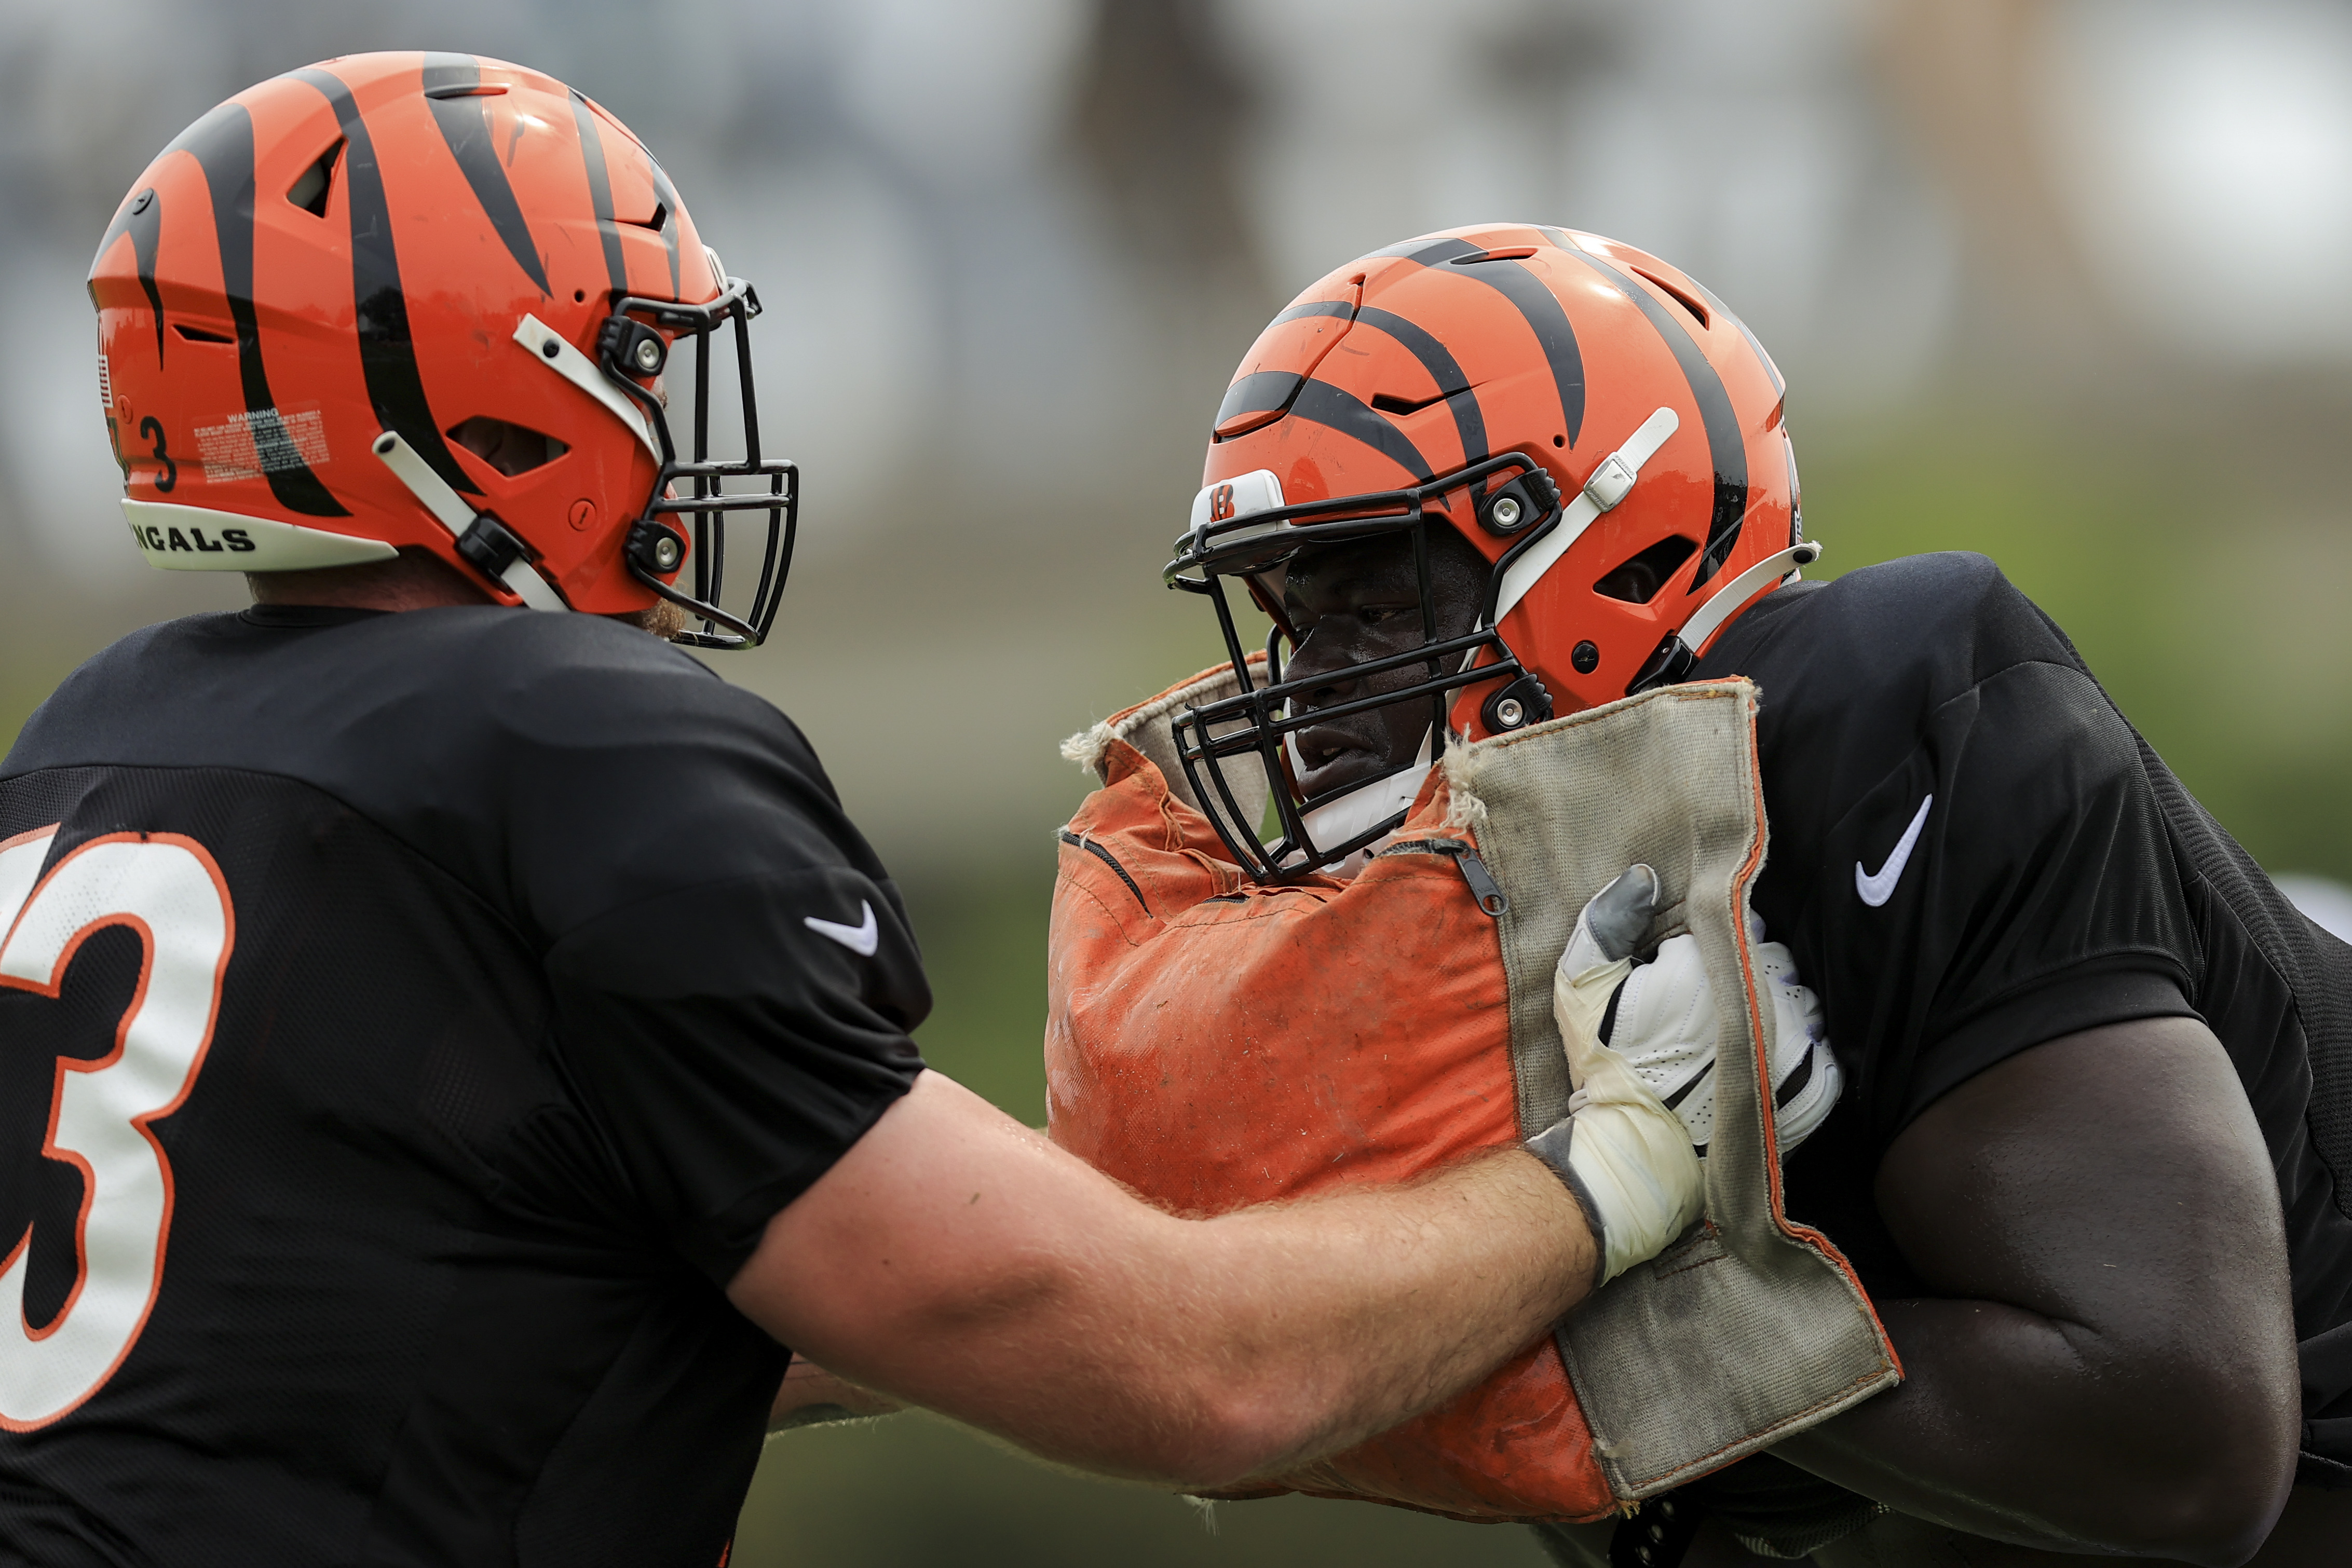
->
7, 605, 826, 811
1701, 551, 2082, 718
375, 604, 723, 700
29, 602, 715, 706
352, 609, 832, 798
402, 607, 767, 730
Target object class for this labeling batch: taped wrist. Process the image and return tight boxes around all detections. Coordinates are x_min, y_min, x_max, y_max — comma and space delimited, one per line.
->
1525, 1117, 1609, 1293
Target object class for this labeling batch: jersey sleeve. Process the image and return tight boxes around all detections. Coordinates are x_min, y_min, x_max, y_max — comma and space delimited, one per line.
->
1821, 657, 2200, 1139
486, 622, 931, 1286
1715, 556, 2203, 1150
542, 865, 927, 1286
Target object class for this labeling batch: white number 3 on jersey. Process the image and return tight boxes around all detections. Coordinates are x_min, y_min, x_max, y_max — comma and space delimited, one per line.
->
0, 827, 232, 1429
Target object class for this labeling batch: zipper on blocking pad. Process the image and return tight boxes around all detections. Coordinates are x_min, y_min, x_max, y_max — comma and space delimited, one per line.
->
1058, 830, 1148, 914
1379, 838, 1509, 918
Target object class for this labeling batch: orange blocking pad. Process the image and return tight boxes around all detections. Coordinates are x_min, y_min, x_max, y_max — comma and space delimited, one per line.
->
1045, 698, 1616, 1522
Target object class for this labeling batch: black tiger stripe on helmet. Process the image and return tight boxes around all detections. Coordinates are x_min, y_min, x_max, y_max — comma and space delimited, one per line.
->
1352, 306, 1488, 468
1375, 234, 1586, 452
168, 100, 347, 517
294, 66, 482, 499
90, 190, 167, 364
1286, 381, 1434, 482
422, 53, 551, 297
568, 91, 630, 299
1565, 248, 1749, 589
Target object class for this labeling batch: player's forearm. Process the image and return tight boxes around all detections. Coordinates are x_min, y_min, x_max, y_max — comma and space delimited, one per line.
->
1173, 1144, 1597, 1482
736, 1073, 1597, 1488
1776, 1297, 2288, 1563
840, 1145, 1593, 1488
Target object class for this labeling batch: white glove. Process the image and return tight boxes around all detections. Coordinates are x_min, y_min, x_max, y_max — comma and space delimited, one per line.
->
1606, 912, 1842, 1156
1525, 866, 1707, 1286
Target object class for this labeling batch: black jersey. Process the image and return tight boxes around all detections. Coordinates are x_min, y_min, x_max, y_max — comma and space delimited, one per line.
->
1693, 552, 2352, 1479
0, 605, 928, 1566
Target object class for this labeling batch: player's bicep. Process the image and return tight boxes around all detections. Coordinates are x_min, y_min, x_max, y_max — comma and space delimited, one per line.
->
1873, 1017, 2290, 1366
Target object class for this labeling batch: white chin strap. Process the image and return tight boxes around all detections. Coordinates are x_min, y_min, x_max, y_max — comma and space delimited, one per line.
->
1671, 539, 1821, 659
513, 313, 661, 461
371, 431, 568, 613
1290, 728, 1435, 876
1490, 405, 1681, 628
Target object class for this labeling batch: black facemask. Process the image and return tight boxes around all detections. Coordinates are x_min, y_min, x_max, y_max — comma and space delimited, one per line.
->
600, 275, 796, 649
1163, 451, 1566, 881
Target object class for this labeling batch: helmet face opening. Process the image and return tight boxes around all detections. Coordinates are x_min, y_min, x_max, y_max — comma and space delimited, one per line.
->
1164, 451, 1561, 882
601, 277, 797, 649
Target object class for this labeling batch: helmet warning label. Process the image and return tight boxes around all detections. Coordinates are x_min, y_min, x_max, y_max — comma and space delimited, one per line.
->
194, 407, 329, 484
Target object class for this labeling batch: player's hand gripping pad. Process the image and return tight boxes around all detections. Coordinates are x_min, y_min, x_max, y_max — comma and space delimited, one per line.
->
1048, 666, 1898, 1521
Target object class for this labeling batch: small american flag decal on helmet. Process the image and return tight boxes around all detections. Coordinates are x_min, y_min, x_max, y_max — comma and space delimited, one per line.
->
97, 353, 113, 412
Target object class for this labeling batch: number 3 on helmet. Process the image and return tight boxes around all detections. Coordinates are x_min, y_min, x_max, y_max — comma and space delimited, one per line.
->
88, 52, 792, 648
1166, 223, 1814, 878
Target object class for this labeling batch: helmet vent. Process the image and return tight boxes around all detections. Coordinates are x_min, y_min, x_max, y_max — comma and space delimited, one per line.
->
173, 322, 234, 345
1370, 388, 1456, 417
624, 202, 669, 233
1632, 267, 1710, 330
1593, 535, 1698, 604
287, 140, 344, 219
447, 416, 569, 478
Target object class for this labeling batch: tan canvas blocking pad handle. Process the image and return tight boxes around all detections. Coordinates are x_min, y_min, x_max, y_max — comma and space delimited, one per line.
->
1442, 679, 1897, 1499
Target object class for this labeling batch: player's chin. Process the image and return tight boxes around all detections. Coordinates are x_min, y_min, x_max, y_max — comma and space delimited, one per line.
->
604, 597, 692, 640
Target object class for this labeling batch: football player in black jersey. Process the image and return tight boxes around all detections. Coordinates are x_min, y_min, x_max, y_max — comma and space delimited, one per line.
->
1163, 224, 2352, 1565
9, 63, 1710, 1567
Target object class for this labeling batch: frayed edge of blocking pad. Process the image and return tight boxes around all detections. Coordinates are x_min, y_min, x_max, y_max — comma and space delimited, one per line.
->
1439, 751, 1490, 831
1059, 723, 1113, 774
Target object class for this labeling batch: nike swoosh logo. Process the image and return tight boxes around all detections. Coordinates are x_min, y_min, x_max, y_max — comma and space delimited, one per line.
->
806, 900, 879, 956
1855, 794, 1934, 908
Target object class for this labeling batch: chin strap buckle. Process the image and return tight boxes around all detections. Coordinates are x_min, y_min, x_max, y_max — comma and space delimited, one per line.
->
370, 429, 569, 613
1583, 453, 1639, 512
455, 514, 529, 579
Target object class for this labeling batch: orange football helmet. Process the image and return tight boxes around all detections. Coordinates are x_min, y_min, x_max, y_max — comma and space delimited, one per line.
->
87, 52, 792, 646
1165, 223, 1814, 878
